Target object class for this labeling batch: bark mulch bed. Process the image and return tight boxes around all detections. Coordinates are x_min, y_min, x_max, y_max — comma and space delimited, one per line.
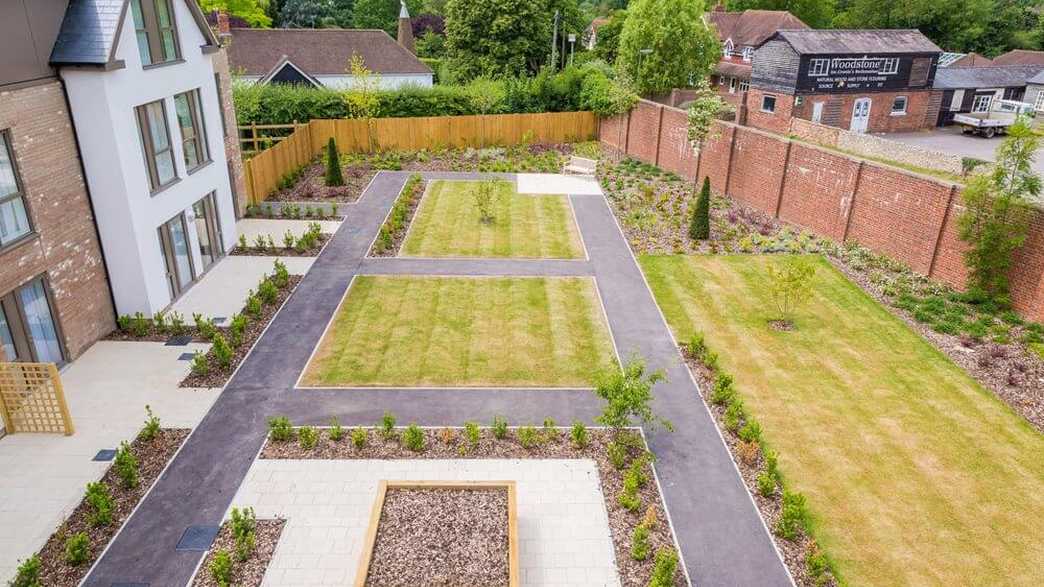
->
231, 233, 331, 258
180, 274, 302, 388
191, 519, 285, 587
267, 161, 359, 203
369, 175, 425, 257
680, 350, 834, 587
262, 426, 684, 587
366, 487, 509, 586
34, 428, 189, 586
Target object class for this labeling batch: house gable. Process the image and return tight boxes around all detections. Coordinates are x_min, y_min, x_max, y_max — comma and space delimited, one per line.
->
261, 58, 321, 88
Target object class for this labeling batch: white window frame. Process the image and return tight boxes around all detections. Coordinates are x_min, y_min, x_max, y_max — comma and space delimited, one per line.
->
809, 58, 830, 77
729, 77, 737, 94
1034, 90, 1044, 112
761, 94, 777, 113
723, 39, 734, 58
880, 58, 900, 75
738, 80, 750, 92
742, 47, 754, 62
891, 95, 908, 116
972, 94, 993, 113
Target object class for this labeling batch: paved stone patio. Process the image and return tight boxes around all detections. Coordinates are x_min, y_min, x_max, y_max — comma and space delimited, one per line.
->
0, 341, 217, 580
85, 172, 793, 586
170, 255, 314, 321
221, 458, 617, 586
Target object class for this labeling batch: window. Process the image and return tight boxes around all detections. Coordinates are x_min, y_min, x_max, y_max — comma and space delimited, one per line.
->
739, 80, 750, 92
174, 90, 209, 172
891, 96, 908, 115
1035, 90, 1044, 112
880, 58, 899, 75
761, 95, 777, 113
742, 47, 754, 62
973, 94, 993, 113
0, 278, 64, 364
723, 39, 734, 57
136, 100, 177, 191
192, 193, 223, 271
130, 0, 180, 66
729, 77, 737, 94
158, 213, 195, 299
0, 132, 31, 247
809, 58, 830, 76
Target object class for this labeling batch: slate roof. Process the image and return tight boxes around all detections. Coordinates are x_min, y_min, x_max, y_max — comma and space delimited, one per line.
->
1028, 70, 1044, 85
227, 28, 432, 76
50, 0, 219, 66
933, 65, 1044, 89
707, 10, 808, 48
763, 29, 942, 55
992, 49, 1044, 66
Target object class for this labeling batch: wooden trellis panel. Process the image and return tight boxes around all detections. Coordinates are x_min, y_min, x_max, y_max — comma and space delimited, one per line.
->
0, 362, 74, 435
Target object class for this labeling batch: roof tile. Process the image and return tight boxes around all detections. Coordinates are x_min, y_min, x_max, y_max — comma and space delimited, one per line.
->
227, 28, 432, 76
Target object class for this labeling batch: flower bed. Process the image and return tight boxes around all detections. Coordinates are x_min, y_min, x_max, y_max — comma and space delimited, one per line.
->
370, 174, 425, 257
191, 517, 285, 587
232, 222, 331, 258
262, 420, 684, 586
598, 155, 1044, 432
11, 424, 188, 587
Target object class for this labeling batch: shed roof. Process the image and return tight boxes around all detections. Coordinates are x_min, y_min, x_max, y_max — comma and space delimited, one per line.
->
992, 49, 1044, 66
933, 65, 1044, 89
762, 29, 941, 55
227, 28, 432, 76
707, 10, 808, 48
50, 0, 218, 66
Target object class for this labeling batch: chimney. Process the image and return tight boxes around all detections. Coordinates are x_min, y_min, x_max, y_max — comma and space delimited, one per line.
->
217, 10, 231, 45
397, 0, 415, 54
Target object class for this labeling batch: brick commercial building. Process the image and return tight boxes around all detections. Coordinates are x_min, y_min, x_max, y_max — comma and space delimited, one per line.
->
747, 29, 943, 134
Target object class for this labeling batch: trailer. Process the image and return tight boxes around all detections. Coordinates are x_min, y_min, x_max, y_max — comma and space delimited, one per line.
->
953, 99, 1036, 138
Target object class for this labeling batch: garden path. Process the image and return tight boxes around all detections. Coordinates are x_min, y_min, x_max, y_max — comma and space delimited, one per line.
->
85, 172, 792, 587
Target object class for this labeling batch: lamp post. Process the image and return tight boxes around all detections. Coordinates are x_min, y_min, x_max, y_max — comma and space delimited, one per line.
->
568, 34, 576, 65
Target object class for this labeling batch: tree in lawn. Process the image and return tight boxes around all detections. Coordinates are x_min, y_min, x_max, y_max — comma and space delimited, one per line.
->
958, 116, 1040, 301
767, 257, 816, 328
593, 357, 671, 439
690, 177, 711, 241
617, 0, 721, 96
325, 138, 345, 187
353, 0, 423, 36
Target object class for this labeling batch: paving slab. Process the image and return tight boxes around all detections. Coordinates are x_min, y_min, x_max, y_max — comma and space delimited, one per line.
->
169, 255, 315, 321
516, 173, 602, 195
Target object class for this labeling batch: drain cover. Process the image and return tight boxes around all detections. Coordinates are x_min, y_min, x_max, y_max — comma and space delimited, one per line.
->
177, 353, 195, 361
165, 335, 193, 346
212, 316, 227, 325
176, 525, 220, 551
93, 449, 116, 461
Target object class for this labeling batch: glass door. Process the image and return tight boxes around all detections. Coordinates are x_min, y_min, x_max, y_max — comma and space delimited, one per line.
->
159, 213, 195, 299
0, 278, 64, 364
193, 193, 223, 271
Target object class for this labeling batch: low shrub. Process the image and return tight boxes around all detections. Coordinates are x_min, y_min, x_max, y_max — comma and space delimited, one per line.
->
351, 427, 368, 448
380, 411, 397, 439
775, 490, 809, 540
617, 487, 641, 512
268, 416, 293, 442
231, 506, 257, 562
756, 470, 776, 497
64, 531, 90, 566
648, 548, 679, 587
191, 351, 209, 376
329, 417, 345, 441
806, 540, 832, 584
85, 481, 113, 527
607, 440, 628, 469
10, 555, 42, 587
210, 549, 233, 586
492, 415, 508, 439
139, 404, 160, 442
541, 417, 559, 441
114, 441, 138, 489
570, 420, 588, 448
258, 279, 278, 305
738, 418, 762, 443
517, 425, 539, 449
212, 333, 234, 369
723, 400, 745, 433
227, 314, 248, 348
464, 421, 480, 449
710, 372, 735, 406
298, 426, 318, 449
630, 523, 650, 561
403, 423, 426, 452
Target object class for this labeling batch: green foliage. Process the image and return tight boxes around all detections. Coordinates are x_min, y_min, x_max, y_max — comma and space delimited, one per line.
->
492, 415, 508, 439
517, 425, 539, 448
958, 118, 1039, 299
298, 426, 319, 449
630, 523, 650, 560
648, 548, 679, 587
64, 532, 90, 566
775, 490, 810, 540
617, 0, 720, 95
757, 470, 777, 497
593, 357, 670, 434
767, 257, 817, 325
353, 0, 422, 35
374, 175, 423, 254
474, 180, 498, 223
710, 372, 735, 406
325, 138, 345, 187
593, 10, 626, 63
231, 506, 257, 562
345, 54, 382, 122
210, 549, 233, 586
403, 423, 426, 451
278, 0, 340, 27
258, 279, 279, 305
10, 555, 42, 587
607, 440, 628, 469
690, 177, 711, 240
268, 416, 293, 442
329, 417, 345, 441
139, 405, 160, 442
729, 0, 835, 28
85, 482, 113, 527
738, 418, 762, 443
416, 31, 446, 59
570, 420, 589, 448
212, 333, 234, 369
578, 64, 638, 117
381, 411, 397, 438
228, 314, 248, 348
351, 427, 368, 448
686, 80, 733, 149
273, 259, 291, 289
464, 421, 481, 448
115, 441, 139, 489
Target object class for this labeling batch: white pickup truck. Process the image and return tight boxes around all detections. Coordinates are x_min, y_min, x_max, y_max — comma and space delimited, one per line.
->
954, 99, 1036, 138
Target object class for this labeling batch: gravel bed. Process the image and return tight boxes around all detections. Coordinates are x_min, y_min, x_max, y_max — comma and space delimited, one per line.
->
365, 488, 509, 587
180, 275, 302, 388
191, 519, 285, 587
34, 428, 189, 586
262, 427, 684, 586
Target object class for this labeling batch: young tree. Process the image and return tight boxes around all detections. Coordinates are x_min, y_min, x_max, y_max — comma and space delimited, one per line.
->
767, 257, 816, 327
958, 117, 1040, 299
344, 54, 382, 150
593, 357, 671, 437
617, 0, 721, 96
353, 0, 423, 36
200, 0, 273, 27
325, 138, 345, 186
690, 177, 711, 241
686, 79, 732, 152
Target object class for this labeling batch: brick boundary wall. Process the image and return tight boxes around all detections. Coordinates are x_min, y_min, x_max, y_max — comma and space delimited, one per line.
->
600, 99, 1044, 321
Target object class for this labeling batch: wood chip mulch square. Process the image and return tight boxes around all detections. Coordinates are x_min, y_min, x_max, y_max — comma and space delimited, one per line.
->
191, 519, 285, 587
33, 428, 189, 586
262, 427, 684, 586
230, 233, 332, 258
366, 488, 509, 587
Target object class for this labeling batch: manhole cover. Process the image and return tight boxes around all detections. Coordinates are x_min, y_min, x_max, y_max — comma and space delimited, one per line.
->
177, 353, 195, 361
93, 449, 116, 461
165, 335, 193, 346
176, 525, 220, 551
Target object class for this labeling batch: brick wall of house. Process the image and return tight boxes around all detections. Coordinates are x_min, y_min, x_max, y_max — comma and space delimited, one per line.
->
745, 89, 795, 134
212, 48, 247, 216
600, 99, 1044, 321
0, 81, 115, 360
749, 89, 937, 134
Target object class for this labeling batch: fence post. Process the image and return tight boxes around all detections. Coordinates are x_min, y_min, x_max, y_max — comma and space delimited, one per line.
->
244, 157, 256, 204
250, 122, 259, 152
50, 363, 74, 436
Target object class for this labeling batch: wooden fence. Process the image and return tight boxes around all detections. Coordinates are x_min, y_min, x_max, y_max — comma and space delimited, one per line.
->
0, 362, 74, 435
239, 122, 300, 155
243, 111, 598, 204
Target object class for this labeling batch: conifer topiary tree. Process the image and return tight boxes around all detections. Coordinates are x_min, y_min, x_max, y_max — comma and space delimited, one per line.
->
324, 138, 344, 187
690, 177, 711, 241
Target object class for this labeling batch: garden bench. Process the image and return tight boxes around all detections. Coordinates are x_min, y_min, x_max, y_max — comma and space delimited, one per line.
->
563, 156, 597, 175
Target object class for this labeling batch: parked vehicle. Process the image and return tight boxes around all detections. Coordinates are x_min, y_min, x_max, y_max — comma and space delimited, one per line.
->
954, 100, 1036, 138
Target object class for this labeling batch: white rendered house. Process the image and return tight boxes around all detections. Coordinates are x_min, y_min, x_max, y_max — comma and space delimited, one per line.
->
52, 0, 238, 317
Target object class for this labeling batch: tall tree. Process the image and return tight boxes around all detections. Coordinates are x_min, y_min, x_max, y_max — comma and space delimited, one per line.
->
353, 0, 423, 36
199, 0, 273, 27
331, 0, 355, 26
617, 0, 721, 96
592, 10, 626, 64
279, 0, 337, 27
726, 0, 835, 29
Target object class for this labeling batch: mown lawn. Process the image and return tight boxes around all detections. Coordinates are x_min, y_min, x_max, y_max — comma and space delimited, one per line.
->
640, 254, 1044, 586
302, 276, 616, 387
400, 180, 584, 258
